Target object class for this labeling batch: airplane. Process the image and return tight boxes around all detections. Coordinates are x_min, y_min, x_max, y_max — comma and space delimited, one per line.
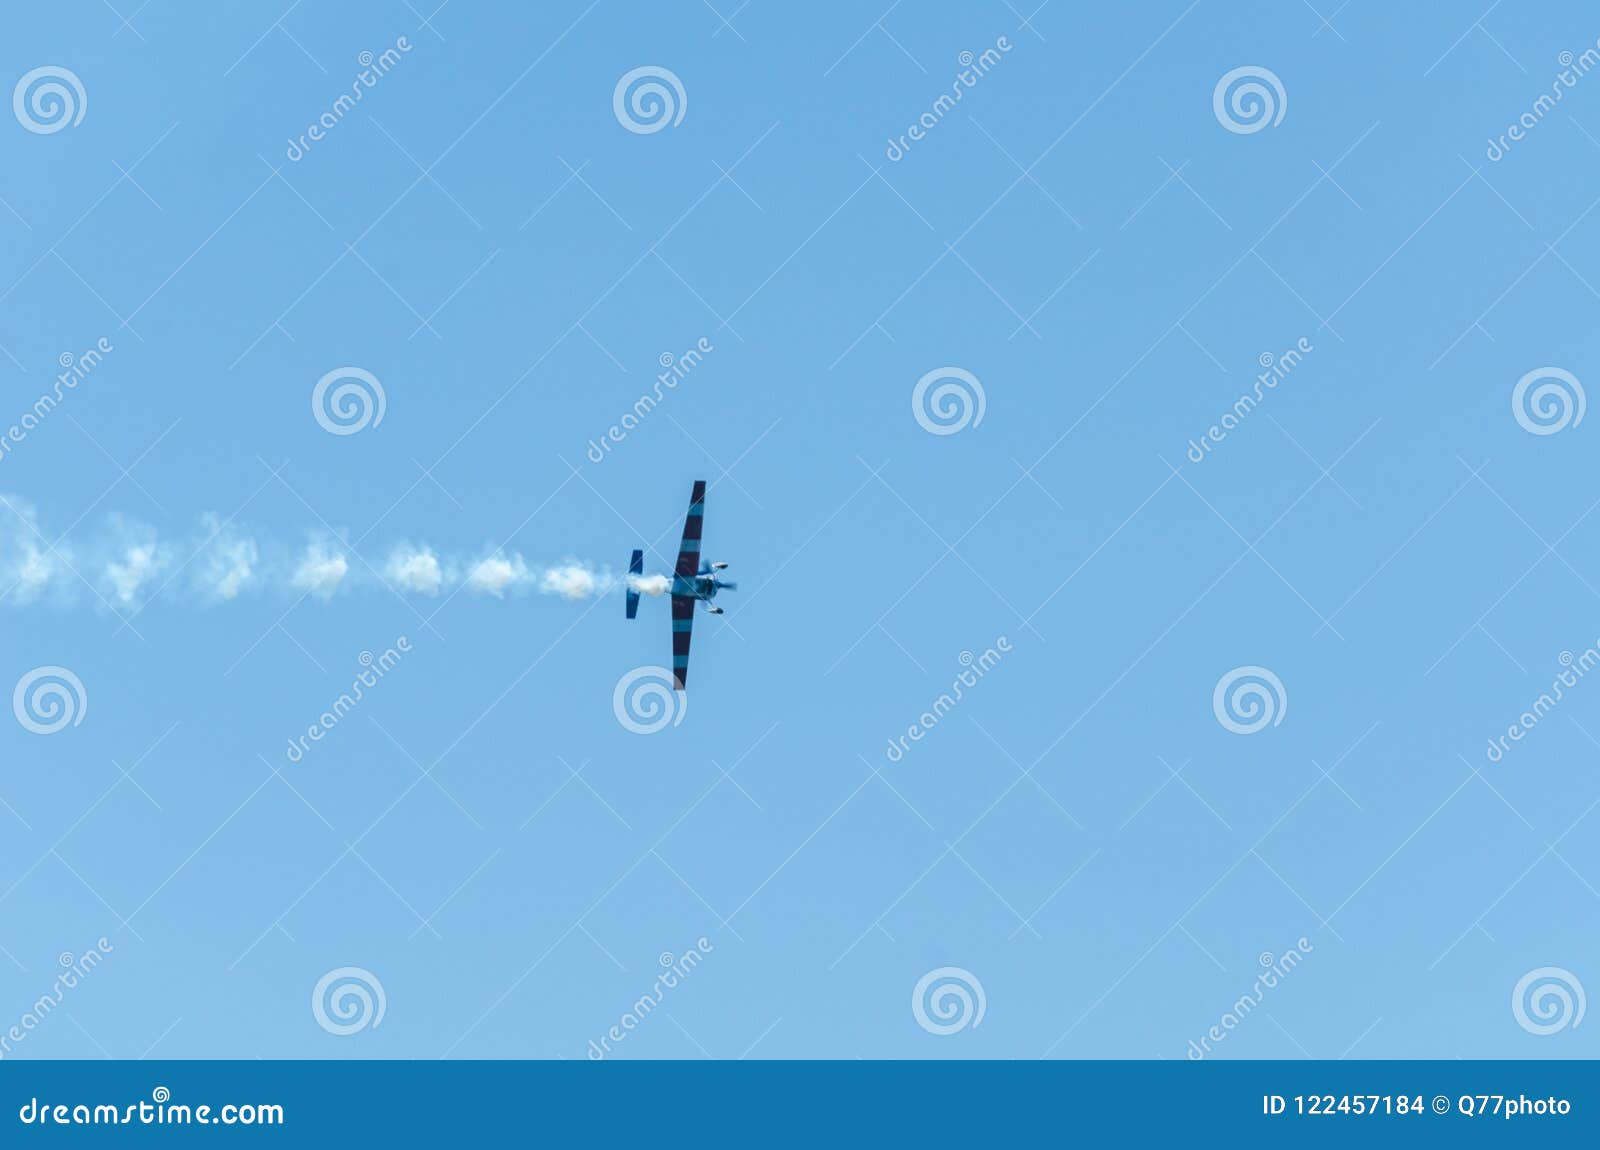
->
626, 479, 737, 690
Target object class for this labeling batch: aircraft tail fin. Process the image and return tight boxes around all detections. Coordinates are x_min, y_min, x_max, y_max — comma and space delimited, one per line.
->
625, 549, 643, 619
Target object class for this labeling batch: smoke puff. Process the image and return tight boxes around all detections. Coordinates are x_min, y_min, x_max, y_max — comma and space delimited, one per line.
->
466, 553, 530, 597
105, 541, 165, 607
0, 495, 60, 604
14, 547, 54, 600
386, 546, 443, 596
540, 562, 613, 600
196, 516, 257, 601
293, 542, 349, 600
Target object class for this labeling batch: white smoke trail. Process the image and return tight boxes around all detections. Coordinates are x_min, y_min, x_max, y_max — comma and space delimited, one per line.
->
628, 573, 670, 597
0, 505, 644, 609
462, 555, 618, 600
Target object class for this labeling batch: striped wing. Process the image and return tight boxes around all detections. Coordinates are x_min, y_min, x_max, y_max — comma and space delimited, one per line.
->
675, 480, 706, 577
671, 593, 694, 690
670, 481, 707, 689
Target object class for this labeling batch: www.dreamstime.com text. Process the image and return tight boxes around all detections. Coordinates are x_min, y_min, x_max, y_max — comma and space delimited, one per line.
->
1185, 338, 1313, 464
1484, 640, 1600, 762
586, 938, 714, 1058
285, 637, 412, 762
0, 338, 113, 463
884, 637, 1012, 763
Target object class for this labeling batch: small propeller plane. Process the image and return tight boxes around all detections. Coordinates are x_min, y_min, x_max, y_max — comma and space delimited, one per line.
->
626, 480, 736, 690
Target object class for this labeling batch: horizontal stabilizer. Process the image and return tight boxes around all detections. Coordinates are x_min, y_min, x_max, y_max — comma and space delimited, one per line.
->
625, 549, 643, 619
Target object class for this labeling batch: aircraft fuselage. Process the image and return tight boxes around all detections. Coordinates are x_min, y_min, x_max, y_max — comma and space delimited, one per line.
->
672, 574, 730, 600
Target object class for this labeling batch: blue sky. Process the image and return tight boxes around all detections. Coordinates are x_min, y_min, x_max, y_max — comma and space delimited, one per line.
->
1, 0, 1599, 1060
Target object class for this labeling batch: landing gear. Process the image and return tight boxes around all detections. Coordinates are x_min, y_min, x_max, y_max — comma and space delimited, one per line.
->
706, 605, 724, 615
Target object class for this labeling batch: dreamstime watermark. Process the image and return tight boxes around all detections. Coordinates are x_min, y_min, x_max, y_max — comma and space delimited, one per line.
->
1212, 666, 1286, 734
912, 367, 986, 435
0, 338, 113, 463
884, 638, 1011, 762
1185, 938, 1313, 1058
13, 66, 86, 134
1512, 367, 1584, 435
912, 967, 985, 1035
284, 639, 411, 762
884, 37, 1014, 162
586, 338, 713, 463
1213, 66, 1286, 134
284, 37, 413, 162
1485, 644, 1600, 762
1486, 45, 1600, 162
1185, 338, 1312, 463
613, 66, 686, 134
311, 966, 386, 1036
17, 1088, 283, 1127
1512, 967, 1585, 1036
13, 666, 87, 735
0, 939, 113, 1059
586, 938, 714, 1058
312, 366, 386, 435
613, 666, 687, 734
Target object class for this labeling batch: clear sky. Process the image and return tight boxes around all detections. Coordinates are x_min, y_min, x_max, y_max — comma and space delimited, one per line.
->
0, 0, 1598, 1060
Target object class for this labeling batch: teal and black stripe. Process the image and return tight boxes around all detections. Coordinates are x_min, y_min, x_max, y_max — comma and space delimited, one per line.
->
669, 480, 707, 688
670, 593, 695, 689
674, 480, 706, 576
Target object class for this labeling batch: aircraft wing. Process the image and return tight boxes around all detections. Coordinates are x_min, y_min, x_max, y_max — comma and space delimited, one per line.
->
670, 592, 694, 690
668, 480, 707, 689
675, 479, 706, 576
